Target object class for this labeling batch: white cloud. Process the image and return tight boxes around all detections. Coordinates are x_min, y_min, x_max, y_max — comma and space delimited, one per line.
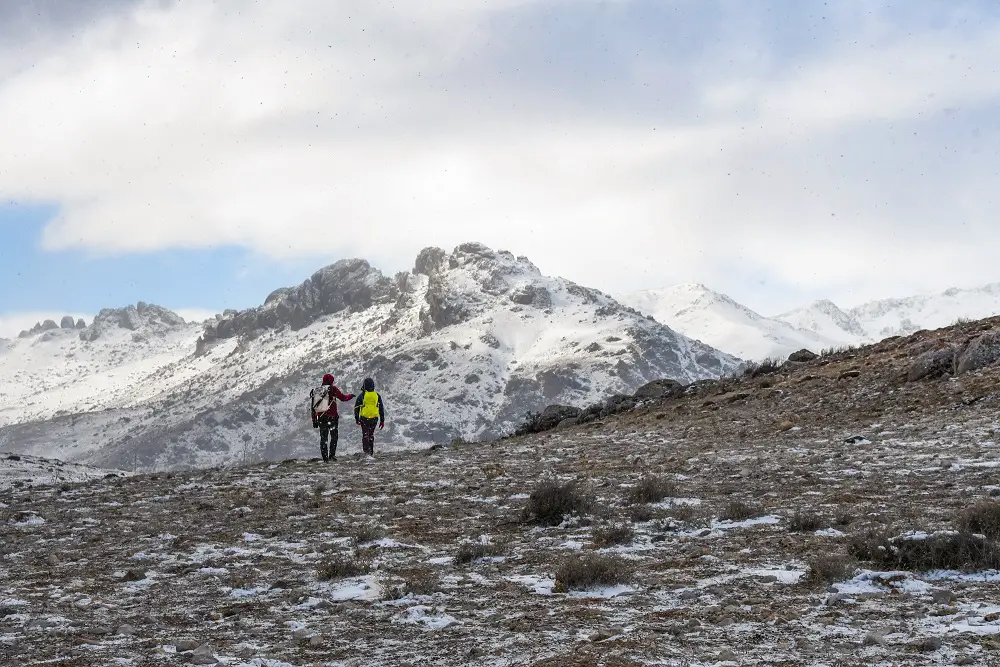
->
2, 1, 1000, 314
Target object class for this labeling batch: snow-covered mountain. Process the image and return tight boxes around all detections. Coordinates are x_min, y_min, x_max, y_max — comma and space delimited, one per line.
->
620, 284, 843, 360
777, 283, 1000, 344
0, 243, 739, 471
622, 282, 1000, 360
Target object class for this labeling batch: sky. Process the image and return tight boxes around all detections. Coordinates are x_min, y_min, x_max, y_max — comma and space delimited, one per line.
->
1, 0, 999, 337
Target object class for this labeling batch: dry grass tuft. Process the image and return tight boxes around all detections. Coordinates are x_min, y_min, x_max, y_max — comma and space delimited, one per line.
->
721, 500, 760, 522
627, 476, 675, 505
591, 522, 634, 548
805, 554, 856, 584
554, 553, 632, 593
316, 554, 372, 581
957, 502, 1000, 538
789, 511, 824, 533
522, 480, 592, 526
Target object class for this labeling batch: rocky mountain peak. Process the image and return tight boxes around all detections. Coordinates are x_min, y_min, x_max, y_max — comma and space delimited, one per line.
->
79, 303, 185, 342
203, 258, 398, 342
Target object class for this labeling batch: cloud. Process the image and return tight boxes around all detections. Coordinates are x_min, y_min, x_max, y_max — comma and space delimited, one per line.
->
1, 0, 1000, 314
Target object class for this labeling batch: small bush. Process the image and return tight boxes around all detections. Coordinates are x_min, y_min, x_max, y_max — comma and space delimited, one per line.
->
663, 503, 698, 524
849, 530, 1000, 571
403, 568, 441, 596
957, 502, 1000, 538
591, 522, 634, 547
455, 540, 504, 564
629, 504, 655, 523
789, 511, 824, 533
317, 554, 372, 581
554, 553, 632, 593
314, 482, 328, 496
627, 476, 675, 505
522, 481, 592, 526
743, 357, 783, 378
805, 554, 856, 584
352, 523, 386, 546
292, 488, 309, 502
721, 500, 760, 522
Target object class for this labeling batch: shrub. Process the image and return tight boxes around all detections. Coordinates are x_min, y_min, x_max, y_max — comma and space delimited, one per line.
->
789, 511, 824, 533
401, 568, 441, 596
805, 554, 856, 584
721, 500, 760, 522
352, 523, 386, 546
455, 540, 504, 564
743, 357, 783, 378
957, 502, 1000, 538
629, 504, 655, 523
627, 476, 676, 505
849, 530, 1000, 572
591, 522, 634, 548
522, 481, 592, 526
317, 554, 372, 581
554, 553, 632, 592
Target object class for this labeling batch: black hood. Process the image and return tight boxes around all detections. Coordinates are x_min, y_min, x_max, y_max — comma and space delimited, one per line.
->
362, 377, 375, 392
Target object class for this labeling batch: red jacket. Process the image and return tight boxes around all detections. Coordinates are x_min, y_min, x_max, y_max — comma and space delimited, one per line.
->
318, 384, 353, 419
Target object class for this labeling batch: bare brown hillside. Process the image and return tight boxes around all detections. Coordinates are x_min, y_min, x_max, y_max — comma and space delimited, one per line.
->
3, 317, 1000, 666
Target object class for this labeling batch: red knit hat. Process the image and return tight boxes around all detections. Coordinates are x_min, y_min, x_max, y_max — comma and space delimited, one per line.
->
322, 373, 335, 385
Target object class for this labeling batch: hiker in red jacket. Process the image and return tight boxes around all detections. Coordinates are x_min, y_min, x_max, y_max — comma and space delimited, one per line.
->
309, 373, 354, 462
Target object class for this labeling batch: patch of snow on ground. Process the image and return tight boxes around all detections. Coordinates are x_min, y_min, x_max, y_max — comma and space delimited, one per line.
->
392, 605, 460, 630
506, 575, 555, 596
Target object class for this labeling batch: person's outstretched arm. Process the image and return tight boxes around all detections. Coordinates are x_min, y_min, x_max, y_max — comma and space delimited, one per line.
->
332, 385, 353, 402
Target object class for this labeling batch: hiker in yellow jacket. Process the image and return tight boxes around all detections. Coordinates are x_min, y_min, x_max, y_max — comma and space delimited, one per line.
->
354, 377, 386, 457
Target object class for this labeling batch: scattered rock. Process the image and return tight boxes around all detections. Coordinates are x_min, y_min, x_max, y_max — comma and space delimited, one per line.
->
292, 628, 313, 640
117, 625, 137, 636
844, 435, 870, 445
174, 639, 200, 653
778, 420, 796, 432
864, 632, 886, 646
931, 589, 957, 605
838, 369, 861, 379
122, 569, 147, 582
717, 648, 738, 662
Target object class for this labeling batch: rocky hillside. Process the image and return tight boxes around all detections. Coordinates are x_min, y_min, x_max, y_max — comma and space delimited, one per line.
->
5, 315, 1000, 665
0, 243, 739, 471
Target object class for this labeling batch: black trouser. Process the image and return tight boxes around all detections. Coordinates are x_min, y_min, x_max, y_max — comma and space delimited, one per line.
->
359, 417, 379, 455
319, 415, 339, 460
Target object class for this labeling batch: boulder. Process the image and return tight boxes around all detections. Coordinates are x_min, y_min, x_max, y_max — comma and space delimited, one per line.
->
60, 316, 75, 329
537, 404, 582, 431
40, 319, 59, 331
956, 332, 1000, 375
907, 347, 956, 382
75, 318, 86, 329
509, 284, 552, 308
788, 349, 819, 363
634, 379, 684, 400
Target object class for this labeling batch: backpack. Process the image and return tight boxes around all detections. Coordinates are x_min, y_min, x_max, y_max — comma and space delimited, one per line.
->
309, 386, 332, 416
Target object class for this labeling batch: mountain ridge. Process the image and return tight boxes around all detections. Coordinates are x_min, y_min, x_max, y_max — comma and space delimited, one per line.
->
0, 242, 739, 471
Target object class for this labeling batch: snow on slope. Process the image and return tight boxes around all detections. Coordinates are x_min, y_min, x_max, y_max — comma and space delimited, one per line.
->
0, 451, 127, 490
0, 243, 739, 471
624, 281, 1000, 360
619, 284, 839, 360
849, 283, 1000, 339
774, 300, 869, 347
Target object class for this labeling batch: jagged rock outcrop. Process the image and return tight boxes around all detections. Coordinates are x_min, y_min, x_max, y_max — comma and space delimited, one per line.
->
75, 318, 86, 329
80, 303, 186, 342
202, 259, 398, 341
59, 316, 75, 329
